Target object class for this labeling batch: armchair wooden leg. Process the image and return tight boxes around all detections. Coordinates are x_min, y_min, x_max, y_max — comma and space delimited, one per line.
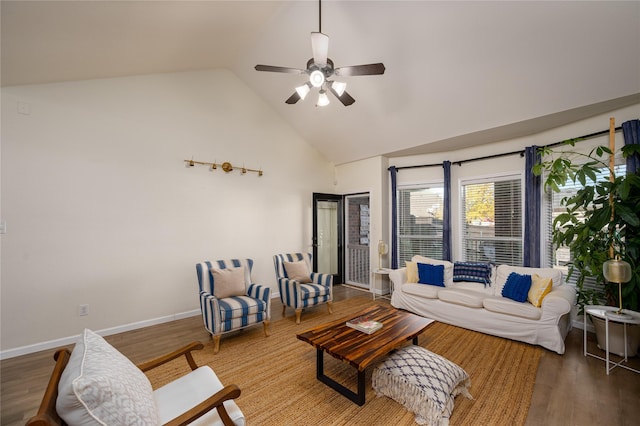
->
263, 320, 270, 337
295, 309, 302, 324
282, 305, 287, 317
212, 335, 221, 354
327, 301, 333, 314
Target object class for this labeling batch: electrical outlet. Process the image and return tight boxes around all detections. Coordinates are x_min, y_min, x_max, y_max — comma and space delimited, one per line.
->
17, 101, 31, 115
79, 304, 89, 316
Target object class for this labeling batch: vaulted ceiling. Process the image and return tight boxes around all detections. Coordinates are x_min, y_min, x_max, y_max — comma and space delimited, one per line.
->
2, 1, 639, 164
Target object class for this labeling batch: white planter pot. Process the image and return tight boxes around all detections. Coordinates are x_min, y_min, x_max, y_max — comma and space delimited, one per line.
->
590, 315, 640, 357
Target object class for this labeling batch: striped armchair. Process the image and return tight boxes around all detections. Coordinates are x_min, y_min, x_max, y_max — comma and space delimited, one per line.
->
273, 253, 333, 324
196, 259, 271, 354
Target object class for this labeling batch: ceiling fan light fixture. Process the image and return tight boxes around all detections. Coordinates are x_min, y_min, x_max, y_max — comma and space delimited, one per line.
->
331, 81, 347, 96
295, 83, 311, 100
309, 70, 325, 87
254, 0, 385, 107
316, 90, 330, 107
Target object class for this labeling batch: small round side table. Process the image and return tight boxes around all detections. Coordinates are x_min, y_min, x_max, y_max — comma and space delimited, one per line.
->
583, 305, 640, 375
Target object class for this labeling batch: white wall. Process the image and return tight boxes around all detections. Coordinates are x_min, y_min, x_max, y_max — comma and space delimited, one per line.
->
0, 69, 334, 355
334, 156, 390, 269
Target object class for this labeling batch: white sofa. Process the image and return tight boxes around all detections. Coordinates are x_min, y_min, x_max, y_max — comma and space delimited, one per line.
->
389, 256, 576, 354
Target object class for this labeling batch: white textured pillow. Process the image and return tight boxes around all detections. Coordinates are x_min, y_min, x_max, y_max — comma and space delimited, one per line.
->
211, 266, 246, 298
283, 260, 312, 283
56, 329, 159, 425
373, 345, 472, 426
412, 255, 454, 287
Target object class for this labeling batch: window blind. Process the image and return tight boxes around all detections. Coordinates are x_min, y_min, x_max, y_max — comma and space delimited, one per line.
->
546, 164, 626, 294
461, 176, 523, 266
397, 185, 444, 265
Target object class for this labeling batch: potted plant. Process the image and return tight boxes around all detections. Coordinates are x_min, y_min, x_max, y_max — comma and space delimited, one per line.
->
533, 138, 640, 356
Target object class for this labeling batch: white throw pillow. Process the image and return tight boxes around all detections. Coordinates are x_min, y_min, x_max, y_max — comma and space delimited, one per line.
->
283, 260, 312, 283
56, 329, 159, 425
412, 256, 454, 287
373, 345, 472, 426
211, 266, 246, 298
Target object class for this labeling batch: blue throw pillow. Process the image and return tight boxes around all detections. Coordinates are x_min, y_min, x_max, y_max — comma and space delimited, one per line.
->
417, 263, 445, 287
501, 272, 532, 303
453, 261, 492, 286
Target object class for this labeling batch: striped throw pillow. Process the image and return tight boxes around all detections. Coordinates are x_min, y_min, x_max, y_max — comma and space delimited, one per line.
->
453, 261, 493, 286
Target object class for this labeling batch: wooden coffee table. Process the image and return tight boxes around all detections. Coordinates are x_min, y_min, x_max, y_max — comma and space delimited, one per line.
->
296, 304, 434, 405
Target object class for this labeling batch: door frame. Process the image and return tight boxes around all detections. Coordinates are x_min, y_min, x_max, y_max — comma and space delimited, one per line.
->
312, 193, 344, 284
344, 192, 371, 288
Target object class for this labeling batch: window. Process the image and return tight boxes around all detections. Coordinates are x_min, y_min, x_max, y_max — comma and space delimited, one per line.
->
397, 185, 444, 265
461, 175, 523, 266
545, 164, 626, 291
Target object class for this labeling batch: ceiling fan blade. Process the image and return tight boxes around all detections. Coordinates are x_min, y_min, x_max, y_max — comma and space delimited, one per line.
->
255, 65, 306, 74
285, 91, 301, 104
334, 63, 386, 77
329, 87, 355, 106
311, 32, 329, 66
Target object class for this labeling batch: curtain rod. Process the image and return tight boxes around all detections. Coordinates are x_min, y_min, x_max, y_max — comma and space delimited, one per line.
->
390, 126, 622, 171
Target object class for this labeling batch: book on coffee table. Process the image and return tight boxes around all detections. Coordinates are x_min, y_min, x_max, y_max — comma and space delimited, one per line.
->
346, 316, 383, 334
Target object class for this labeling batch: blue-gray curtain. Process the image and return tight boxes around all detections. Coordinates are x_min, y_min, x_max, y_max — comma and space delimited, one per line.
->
389, 166, 398, 269
523, 146, 541, 267
443, 161, 452, 261
622, 119, 640, 174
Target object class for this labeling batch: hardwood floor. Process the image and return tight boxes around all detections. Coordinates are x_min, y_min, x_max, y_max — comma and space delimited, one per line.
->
2, 285, 639, 425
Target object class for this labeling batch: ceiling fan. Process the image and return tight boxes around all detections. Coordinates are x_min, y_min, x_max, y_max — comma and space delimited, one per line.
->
254, 0, 385, 107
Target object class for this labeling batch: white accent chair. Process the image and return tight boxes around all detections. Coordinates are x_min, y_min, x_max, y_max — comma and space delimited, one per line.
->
26, 329, 244, 426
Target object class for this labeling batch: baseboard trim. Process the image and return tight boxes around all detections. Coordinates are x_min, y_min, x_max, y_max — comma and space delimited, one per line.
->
0, 309, 201, 360
341, 283, 370, 293
1, 292, 283, 360
572, 317, 595, 333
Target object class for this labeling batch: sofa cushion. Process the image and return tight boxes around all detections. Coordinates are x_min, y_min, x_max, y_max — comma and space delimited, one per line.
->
494, 265, 562, 297
450, 280, 494, 295
417, 263, 445, 287
218, 296, 266, 321
56, 329, 159, 426
406, 261, 419, 283
528, 274, 553, 307
412, 256, 454, 287
501, 272, 532, 303
402, 283, 440, 299
453, 261, 493, 286
483, 296, 542, 320
437, 288, 485, 308
299, 283, 330, 299
373, 345, 472, 426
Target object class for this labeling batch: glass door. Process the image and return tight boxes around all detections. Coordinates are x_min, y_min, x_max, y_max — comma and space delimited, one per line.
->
312, 193, 343, 284
345, 194, 370, 288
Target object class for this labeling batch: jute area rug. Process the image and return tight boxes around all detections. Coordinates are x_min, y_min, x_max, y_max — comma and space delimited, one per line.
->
146, 295, 542, 425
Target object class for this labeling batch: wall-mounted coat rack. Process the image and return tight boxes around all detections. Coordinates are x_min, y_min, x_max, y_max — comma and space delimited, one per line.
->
184, 158, 263, 176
